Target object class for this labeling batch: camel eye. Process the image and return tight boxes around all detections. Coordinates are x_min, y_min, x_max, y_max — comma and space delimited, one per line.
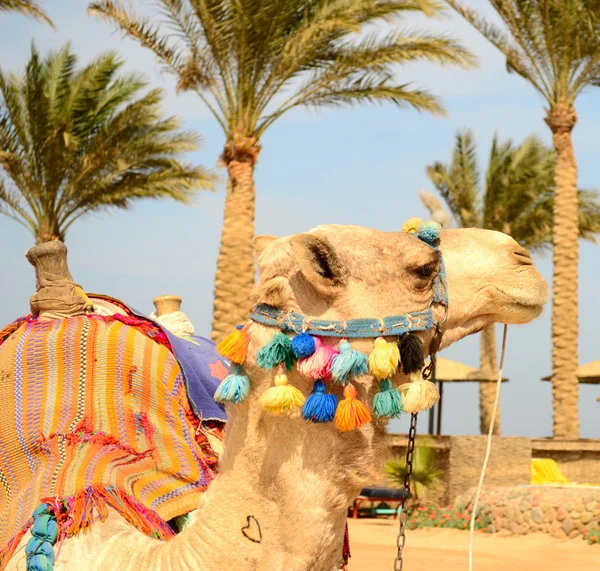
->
413, 263, 437, 279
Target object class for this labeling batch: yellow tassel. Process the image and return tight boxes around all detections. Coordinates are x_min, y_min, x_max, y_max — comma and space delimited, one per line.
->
334, 384, 372, 432
260, 373, 305, 416
400, 372, 440, 413
368, 337, 400, 380
216, 326, 249, 364
402, 217, 422, 234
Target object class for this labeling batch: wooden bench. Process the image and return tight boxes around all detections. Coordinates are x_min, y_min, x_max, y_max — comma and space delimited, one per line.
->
351, 487, 412, 519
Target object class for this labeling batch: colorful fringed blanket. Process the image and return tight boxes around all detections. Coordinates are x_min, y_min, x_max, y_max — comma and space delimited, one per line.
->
0, 315, 222, 567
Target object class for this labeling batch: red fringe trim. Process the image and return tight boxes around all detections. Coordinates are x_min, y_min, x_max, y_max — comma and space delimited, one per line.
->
0, 312, 172, 354
40, 418, 155, 461
43, 485, 176, 540
93, 313, 172, 351
343, 522, 351, 564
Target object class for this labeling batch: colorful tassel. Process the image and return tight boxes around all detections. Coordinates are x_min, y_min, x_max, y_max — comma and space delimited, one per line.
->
291, 332, 317, 359
302, 380, 338, 423
31, 515, 58, 543
373, 379, 404, 419
402, 217, 422, 234
331, 339, 368, 385
334, 384, 372, 432
216, 325, 249, 364
399, 333, 425, 375
400, 371, 440, 413
297, 338, 339, 380
256, 332, 296, 371
260, 372, 305, 415
368, 337, 400, 380
418, 220, 442, 244
32, 504, 51, 517
214, 364, 250, 404
26, 504, 58, 571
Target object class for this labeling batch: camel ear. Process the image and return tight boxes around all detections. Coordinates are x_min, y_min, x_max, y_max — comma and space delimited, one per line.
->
253, 235, 277, 262
289, 234, 346, 297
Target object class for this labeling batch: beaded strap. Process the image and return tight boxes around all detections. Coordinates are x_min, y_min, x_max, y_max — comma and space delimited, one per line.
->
251, 305, 436, 338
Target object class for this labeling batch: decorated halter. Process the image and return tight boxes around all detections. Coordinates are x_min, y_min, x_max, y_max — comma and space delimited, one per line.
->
214, 218, 447, 432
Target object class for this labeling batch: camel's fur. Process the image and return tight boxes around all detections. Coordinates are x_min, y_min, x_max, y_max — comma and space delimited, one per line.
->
6, 225, 548, 571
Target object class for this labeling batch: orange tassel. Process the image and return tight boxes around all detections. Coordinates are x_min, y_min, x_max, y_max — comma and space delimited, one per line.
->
216, 326, 249, 364
334, 384, 372, 432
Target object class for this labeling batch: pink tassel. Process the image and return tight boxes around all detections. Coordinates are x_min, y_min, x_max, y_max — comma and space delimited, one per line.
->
297, 338, 339, 380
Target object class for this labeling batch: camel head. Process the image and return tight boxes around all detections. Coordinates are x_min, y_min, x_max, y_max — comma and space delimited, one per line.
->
251, 224, 548, 348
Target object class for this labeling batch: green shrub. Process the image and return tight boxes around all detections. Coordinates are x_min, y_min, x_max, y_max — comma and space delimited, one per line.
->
583, 527, 600, 545
404, 504, 492, 532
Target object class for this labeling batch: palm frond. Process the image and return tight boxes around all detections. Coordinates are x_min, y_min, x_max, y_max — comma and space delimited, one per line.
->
426, 129, 480, 227
89, 0, 474, 143
425, 128, 600, 249
0, 0, 53, 26
445, 0, 600, 105
576, 189, 600, 243
385, 441, 443, 495
0, 43, 215, 243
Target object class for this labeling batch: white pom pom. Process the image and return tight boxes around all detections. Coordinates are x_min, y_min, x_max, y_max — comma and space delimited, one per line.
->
400, 372, 440, 413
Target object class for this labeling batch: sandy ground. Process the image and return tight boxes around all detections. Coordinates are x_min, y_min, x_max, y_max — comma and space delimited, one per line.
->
347, 519, 599, 571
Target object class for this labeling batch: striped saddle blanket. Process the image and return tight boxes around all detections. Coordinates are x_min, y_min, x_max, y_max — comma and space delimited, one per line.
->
0, 313, 225, 567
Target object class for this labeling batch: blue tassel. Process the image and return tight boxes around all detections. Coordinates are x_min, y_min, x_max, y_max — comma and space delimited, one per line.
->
27, 552, 54, 571
373, 379, 404, 419
331, 340, 368, 385
25, 538, 46, 556
32, 504, 51, 517
214, 364, 250, 404
418, 221, 441, 244
256, 332, 296, 371
31, 515, 58, 543
26, 504, 57, 571
302, 380, 338, 423
291, 333, 317, 359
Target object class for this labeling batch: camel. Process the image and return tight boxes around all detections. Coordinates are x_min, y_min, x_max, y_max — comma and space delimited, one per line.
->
2, 224, 548, 571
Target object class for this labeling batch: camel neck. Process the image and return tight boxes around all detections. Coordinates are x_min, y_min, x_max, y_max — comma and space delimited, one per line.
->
166, 364, 383, 570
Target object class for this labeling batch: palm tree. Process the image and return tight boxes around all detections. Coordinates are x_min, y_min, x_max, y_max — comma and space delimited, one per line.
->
88, 0, 475, 342
421, 130, 600, 435
442, 0, 600, 441
0, 43, 214, 244
0, 0, 52, 25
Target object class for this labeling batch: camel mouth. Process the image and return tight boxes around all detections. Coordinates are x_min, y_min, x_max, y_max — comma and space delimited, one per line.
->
492, 286, 547, 324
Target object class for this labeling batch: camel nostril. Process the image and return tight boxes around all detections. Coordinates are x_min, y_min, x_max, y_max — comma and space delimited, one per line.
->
513, 249, 533, 265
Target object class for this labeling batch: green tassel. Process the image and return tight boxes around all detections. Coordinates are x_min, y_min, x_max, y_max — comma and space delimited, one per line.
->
256, 332, 296, 371
373, 379, 404, 419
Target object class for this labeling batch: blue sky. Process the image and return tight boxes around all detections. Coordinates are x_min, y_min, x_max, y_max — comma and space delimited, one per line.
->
0, 1, 598, 438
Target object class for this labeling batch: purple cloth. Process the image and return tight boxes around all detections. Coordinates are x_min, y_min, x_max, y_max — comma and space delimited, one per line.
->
165, 331, 228, 422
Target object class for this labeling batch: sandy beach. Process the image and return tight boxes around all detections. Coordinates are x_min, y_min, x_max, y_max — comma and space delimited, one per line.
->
347, 519, 599, 570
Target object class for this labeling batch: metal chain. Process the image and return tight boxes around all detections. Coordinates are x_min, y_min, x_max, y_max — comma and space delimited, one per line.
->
393, 412, 418, 571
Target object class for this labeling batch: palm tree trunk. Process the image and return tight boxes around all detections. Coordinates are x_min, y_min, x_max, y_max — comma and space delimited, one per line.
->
546, 104, 579, 440
479, 325, 500, 435
35, 220, 62, 244
211, 157, 257, 343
